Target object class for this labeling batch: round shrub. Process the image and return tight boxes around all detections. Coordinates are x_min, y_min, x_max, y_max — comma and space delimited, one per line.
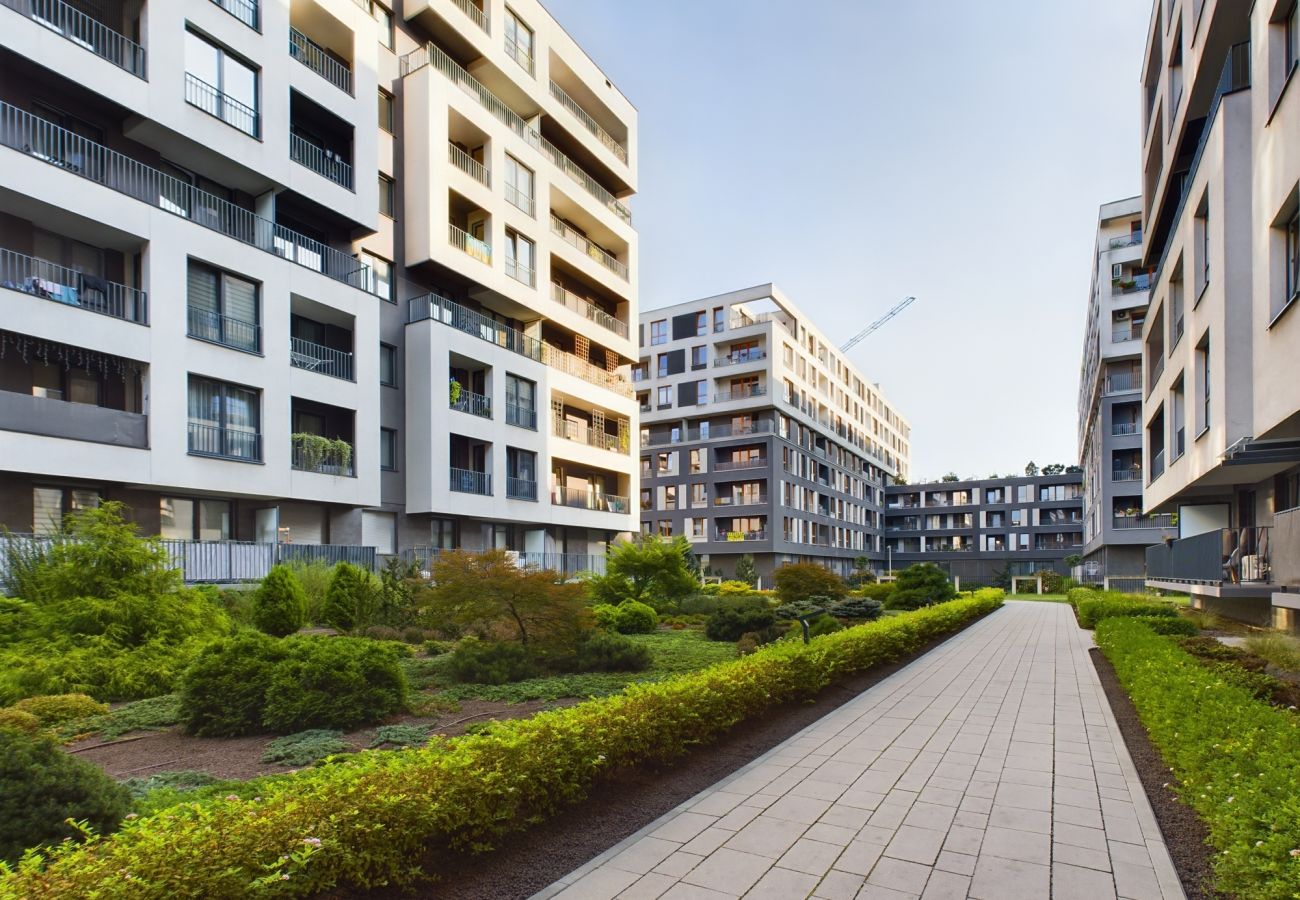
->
856, 583, 896, 603
884, 564, 956, 611
0, 708, 42, 735
705, 606, 776, 642
808, 615, 843, 638
321, 562, 379, 633
13, 693, 109, 725
613, 600, 658, 635
591, 604, 620, 630
736, 632, 763, 656
446, 638, 538, 684
261, 637, 409, 733
401, 626, 428, 645
423, 640, 454, 657
179, 631, 288, 737
573, 631, 652, 672
0, 727, 131, 863
251, 565, 307, 637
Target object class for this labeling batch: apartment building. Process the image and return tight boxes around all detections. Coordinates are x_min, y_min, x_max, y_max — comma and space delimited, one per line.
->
1077, 197, 1178, 585
883, 474, 1084, 586
0, 0, 638, 577
636, 284, 910, 580
1134, 0, 1300, 626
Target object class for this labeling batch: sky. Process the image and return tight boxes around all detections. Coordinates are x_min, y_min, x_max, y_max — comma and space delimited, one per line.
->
543, 0, 1151, 480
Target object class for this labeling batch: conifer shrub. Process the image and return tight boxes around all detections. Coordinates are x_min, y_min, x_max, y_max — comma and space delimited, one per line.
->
251, 565, 307, 637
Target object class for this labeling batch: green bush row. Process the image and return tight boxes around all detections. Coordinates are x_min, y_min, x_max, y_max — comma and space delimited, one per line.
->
1075, 596, 1178, 629
0, 592, 1004, 898
1095, 618, 1300, 898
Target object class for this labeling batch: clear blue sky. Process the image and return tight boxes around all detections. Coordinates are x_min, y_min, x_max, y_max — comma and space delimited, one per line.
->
543, 0, 1150, 480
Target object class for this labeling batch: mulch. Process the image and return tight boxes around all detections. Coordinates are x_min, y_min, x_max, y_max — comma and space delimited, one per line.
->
1089, 647, 1222, 900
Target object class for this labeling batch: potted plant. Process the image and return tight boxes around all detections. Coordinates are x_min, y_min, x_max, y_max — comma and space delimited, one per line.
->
449, 378, 462, 406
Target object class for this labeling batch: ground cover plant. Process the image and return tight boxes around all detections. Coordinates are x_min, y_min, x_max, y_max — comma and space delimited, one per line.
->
1096, 617, 1300, 899
0, 593, 1003, 897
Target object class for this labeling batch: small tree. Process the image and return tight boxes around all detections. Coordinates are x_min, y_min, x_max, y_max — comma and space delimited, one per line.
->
586, 535, 698, 610
939, 472, 960, 483
885, 563, 955, 611
322, 562, 379, 633
1024, 461, 1039, 476
773, 563, 847, 607
1042, 463, 1065, 475
251, 565, 307, 637
733, 554, 758, 588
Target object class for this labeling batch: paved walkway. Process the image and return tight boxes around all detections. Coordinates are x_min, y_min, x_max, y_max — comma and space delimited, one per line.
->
533, 601, 1184, 900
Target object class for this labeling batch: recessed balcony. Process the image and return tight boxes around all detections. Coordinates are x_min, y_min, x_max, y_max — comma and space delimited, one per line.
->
548, 79, 627, 164
550, 280, 627, 339
550, 215, 627, 281
290, 133, 353, 189
1, 246, 147, 324
289, 26, 353, 95
448, 142, 489, 186
449, 223, 491, 264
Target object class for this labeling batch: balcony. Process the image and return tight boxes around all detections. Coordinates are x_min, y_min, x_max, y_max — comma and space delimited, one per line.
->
506, 402, 537, 430
450, 388, 491, 418
290, 336, 353, 381
289, 27, 352, 95
1112, 421, 1139, 435
1146, 527, 1271, 585
714, 350, 767, 367
1, 0, 146, 77
448, 142, 489, 186
504, 32, 534, 75
211, 0, 258, 30
1113, 513, 1176, 530
505, 182, 535, 217
540, 138, 631, 224
187, 422, 261, 462
552, 486, 630, 513
540, 343, 633, 397
0, 103, 374, 292
449, 223, 491, 264
409, 291, 541, 360
505, 254, 535, 287
713, 385, 766, 403
507, 476, 538, 501
402, 44, 538, 149
290, 133, 353, 190
188, 307, 260, 354
450, 467, 491, 495
550, 215, 628, 280
1109, 232, 1142, 249
0, 390, 147, 448
1, 246, 147, 324
1104, 373, 1139, 394
548, 80, 627, 164
713, 494, 767, 508
185, 73, 259, 138
450, 0, 487, 32
686, 419, 774, 441
714, 458, 766, 472
290, 436, 355, 476
1149, 449, 1166, 482
1112, 468, 1143, 482
715, 529, 766, 542
1147, 356, 1165, 395
554, 418, 627, 454
550, 282, 628, 339
1111, 273, 1151, 294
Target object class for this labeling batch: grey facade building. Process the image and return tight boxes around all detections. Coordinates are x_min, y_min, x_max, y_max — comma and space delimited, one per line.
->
636, 285, 911, 581
1077, 197, 1177, 584
883, 474, 1084, 586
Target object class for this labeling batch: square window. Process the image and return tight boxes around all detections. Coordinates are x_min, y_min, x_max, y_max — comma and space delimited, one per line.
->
650, 319, 668, 345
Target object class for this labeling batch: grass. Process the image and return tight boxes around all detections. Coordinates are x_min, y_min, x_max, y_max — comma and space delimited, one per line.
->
1244, 632, 1300, 673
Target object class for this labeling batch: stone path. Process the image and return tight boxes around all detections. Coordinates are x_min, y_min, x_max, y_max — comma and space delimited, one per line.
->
532, 601, 1184, 900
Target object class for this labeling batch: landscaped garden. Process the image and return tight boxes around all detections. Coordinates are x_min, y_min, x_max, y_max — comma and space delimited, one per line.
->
0, 505, 1004, 897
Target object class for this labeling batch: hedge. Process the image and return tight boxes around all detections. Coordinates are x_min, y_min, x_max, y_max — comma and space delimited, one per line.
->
1075, 597, 1179, 629
1096, 618, 1300, 898
0, 591, 1004, 898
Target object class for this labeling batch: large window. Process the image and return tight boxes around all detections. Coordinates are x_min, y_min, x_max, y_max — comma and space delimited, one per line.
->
649, 319, 668, 345
32, 487, 99, 535
695, 310, 707, 336
657, 385, 672, 408
184, 30, 259, 137
507, 448, 537, 500
160, 497, 231, 541
187, 375, 261, 461
506, 374, 537, 429
657, 353, 669, 378
713, 307, 725, 332
187, 260, 259, 352
505, 229, 535, 286
504, 155, 535, 216
1195, 333, 1211, 435
371, 2, 394, 50
504, 8, 535, 73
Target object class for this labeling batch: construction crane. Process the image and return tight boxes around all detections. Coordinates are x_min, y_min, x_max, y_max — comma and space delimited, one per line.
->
840, 296, 916, 352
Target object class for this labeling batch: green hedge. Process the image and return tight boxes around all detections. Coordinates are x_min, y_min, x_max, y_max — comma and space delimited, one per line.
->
1096, 618, 1300, 898
1075, 597, 1178, 629
0, 592, 1004, 898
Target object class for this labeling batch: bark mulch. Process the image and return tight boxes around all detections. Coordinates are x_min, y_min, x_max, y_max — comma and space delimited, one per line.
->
1090, 646, 1222, 900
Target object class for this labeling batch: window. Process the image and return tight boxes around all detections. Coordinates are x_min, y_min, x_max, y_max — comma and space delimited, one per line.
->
690, 518, 705, 538
187, 260, 259, 352
690, 449, 703, 474
664, 485, 678, 509
650, 319, 668, 345
504, 9, 535, 74
361, 251, 392, 301
696, 381, 708, 405
504, 155, 535, 216
32, 487, 99, 535
506, 375, 537, 428
691, 345, 707, 369
657, 385, 672, 408
658, 520, 673, 537
1280, 206, 1299, 319
657, 353, 669, 378
505, 229, 535, 285
380, 427, 397, 470
380, 343, 398, 387
691, 483, 707, 506
378, 89, 394, 133
431, 518, 458, 549
378, 174, 395, 217
713, 307, 725, 332
506, 447, 536, 499
362, 510, 396, 555
1170, 375, 1186, 460
184, 30, 259, 137
1195, 333, 1211, 435
1277, 470, 1300, 513
160, 497, 231, 541
1195, 195, 1211, 296
695, 311, 707, 336
371, 2, 394, 50
1169, 276, 1184, 349
187, 376, 261, 461
1285, 1, 1299, 77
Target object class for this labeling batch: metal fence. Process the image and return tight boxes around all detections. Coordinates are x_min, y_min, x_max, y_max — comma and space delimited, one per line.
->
1, 246, 148, 323
400, 547, 607, 577
2, 0, 146, 76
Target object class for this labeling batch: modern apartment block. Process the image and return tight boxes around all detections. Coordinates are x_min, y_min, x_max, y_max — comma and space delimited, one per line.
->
883, 474, 1084, 586
636, 285, 910, 580
1134, 0, 1300, 627
1077, 197, 1178, 585
0, 0, 638, 577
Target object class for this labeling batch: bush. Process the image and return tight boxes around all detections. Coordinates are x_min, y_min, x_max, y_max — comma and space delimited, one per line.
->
584, 535, 699, 611
613, 601, 658, 635
370, 725, 431, 749
286, 560, 334, 624
360, 625, 402, 642
735, 632, 763, 656
1128, 615, 1197, 636
1243, 632, 1300, 672
261, 638, 408, 734
829, 597, 883, 621
885, 563, 956, 611
772, 563, 847, 607
178, 632, 288, 737
0, 594, 1004, 897
591, 604, 620, 630
321, 563, 379, 633
0, 708, 41, 735
12, 694, 108, 726
1067, 586, 1100, 607
1075, 597, 1178, 629
422, 640, 454, 658
716, 580, 755, 596
705, 605, 776, 642
121, 770, 221, 802
56, 694, 181, 742
251, 565, 307, 637
0, 728, 131, 863
401, 627, 428, 645
572, 631, 653, 673
855, 583, 896, 603
261, 730, 351, 767
1096, 617, 1300, 898
446, 638, 538, 685
807, 615, 842, 638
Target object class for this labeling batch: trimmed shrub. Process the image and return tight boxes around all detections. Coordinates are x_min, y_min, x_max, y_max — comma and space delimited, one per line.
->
1075, 598, 1178, 629
0, 728, 131, 863
885, 563, 956, 611
829, 597, 883, 621
1128, 615, 1197, 636
261, 730, 351, 767
1067, 586, 1100, 607
261, 638, 408, 734
12, 694, 108, 726
572, 631, 652, 673
613, 601, 659, 635
591, 604, 620, 630
856, 583, 896, 603
286, 560, 334, 625
251, 565, 307, 637
0, 708, 41, 735
321, 562, 379, 633
446, 638, 537, 685
178, 632, 288, 737
705, 605, 776, 642
807, 615, 843, 638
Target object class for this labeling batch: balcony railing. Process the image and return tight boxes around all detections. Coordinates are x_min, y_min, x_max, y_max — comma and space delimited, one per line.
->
289, 27, 353, 94
550, 282, 628, 339
714, 350, 767, 367
450, 0, 488, 32
290, 336, 353, 381
713, 495, 767, 507
507, 477, 538, 501
450, 467, 492, 495
1112, 422, 1139, 435
187, 422, 261, 462
541, 343, 633, 397
1111, 468, 1143, 482
448, 142, 489, 186
506, 402, 537, 429
2, 0, 146, 77
1150, 449, 1166, 482
716, 529, 767, 542
1109, 232, 1142, 249
540, 137, 631, 223
290, 133, 353, 190
450, 388, 492, 418
548, 80, 628, 163
1113, 513, 1176, 530
685, 419, 775, 441
713, 458, 766, 472
504, 182, 535, 216
504, 33, 534, 75
449, 223, 491, 264
550, 215, 628, 280
1112, 273, 1151, 294
552, 485, 629, 513
553, 419, 627, 453
188, 307, 260, 353
1, 247, 147, 323
713, 385, 766, 403
1147, 526, 1271, 585
0, 103, 374, 293
211, 0, 258, 29
408, 291, 542, 361
185, 73, 259, 138
400, 548, 607, 577
402, 44, 539, 150
1104, 372, 1139, 394
505, 254, 535, 286
291, 438, 355, 476
1147, 356, 1165, 395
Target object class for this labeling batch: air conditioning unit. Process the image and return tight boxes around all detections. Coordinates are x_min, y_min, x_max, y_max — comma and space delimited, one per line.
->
1116, 309, 1130, 319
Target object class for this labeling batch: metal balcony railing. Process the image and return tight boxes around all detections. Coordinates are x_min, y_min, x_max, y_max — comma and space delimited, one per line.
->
1150, 449, 1166, 482
713, 458, 766, 472
289, 27, 353, 94
1104, 372, 1139, 394
188, 306, 260, 353
540, 343, 633, 397
449, 223, 491, 264
713, 385, 766, 403
1, 246, 147, 323
1111, 468, 1143, 482
504, 182, 535, 216
290, 336, 353, 380
2, 0, 146, 76
549, 282, 628, 339
540, 137, 631, 223
450, 0, 488, 32
291, 438, 355, 476
713, 495, 767, 507
553, 419, 627, 453
714, 350, 767, 367
1112, 422, 1139, 435
450, 467, 492, 495
1112, 513, 1175, 529
552, 485, 629, 513
1109, 232, 1142, 249
548, 80, 628, 163
1112, 273, 1151, 294
1147, 526, 1271, 585
505, 255, 535, 286
408, 291, 542, 361
402, 44, 539, 150
550, 215, 628, 280
504, 33, 534, 75
715, 529, 767, 542
185, 73, 259, 138
450, 388, 492, 418
506, 401, 537, 429
187, 422, 261, 462
0, 103, 374, 292
290, 133, 353, 189
448, 142, 489, 186
506, 477, 538, 501
211, 0, 258, 29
